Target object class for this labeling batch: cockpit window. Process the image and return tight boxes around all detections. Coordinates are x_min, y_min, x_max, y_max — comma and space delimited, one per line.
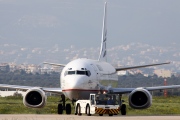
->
76, 70, 91, 77
64, 70, 91, 77
77, 70, 86, 75
68, 71, 75, 75
86, 71, 91, 76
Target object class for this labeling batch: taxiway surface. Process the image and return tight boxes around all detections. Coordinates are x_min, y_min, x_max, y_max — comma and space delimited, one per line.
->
0, 115, 179, 120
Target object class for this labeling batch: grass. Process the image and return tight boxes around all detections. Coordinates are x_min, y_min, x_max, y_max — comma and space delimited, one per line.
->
124, 96, 180, 115
0, 96, 180, 115
0, 96, 60, 114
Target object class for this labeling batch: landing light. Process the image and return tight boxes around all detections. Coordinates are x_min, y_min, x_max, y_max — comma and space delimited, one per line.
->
98, 91, 107, 94
103, 91, 107, 94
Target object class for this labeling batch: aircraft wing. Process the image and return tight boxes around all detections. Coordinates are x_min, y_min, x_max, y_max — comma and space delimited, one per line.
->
115, 62, 170, 71
43, 62, 66, 67
0, 84, 62, 94
110, 85, 180, 94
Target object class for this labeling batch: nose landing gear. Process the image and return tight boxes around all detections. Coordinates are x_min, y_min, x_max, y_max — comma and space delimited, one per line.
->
58, 94, 72, 114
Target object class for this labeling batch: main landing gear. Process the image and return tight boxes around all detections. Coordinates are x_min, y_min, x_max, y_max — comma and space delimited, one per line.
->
58, 94, 72, 114
119, 95, 126, 115
120, 103, 126, 115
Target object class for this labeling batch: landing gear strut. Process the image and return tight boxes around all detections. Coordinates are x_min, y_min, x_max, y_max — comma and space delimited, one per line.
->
119, 95, 126, 115
58, 94, 72, 115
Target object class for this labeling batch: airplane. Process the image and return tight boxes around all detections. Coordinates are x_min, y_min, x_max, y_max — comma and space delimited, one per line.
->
0, 2, 180, 115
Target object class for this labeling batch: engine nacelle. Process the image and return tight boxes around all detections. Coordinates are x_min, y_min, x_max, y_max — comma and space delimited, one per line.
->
129, 88, 152, 109
23, 88, 47, 108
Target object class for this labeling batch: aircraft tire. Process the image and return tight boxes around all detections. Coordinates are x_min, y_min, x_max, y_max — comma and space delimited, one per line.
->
121, 104, 126, 115
86, 104, 91, 116
74, 105, 78, 115
99, 114, 103, 116
109, 114, 113, 116
77, 104, 82, 116
66, 103, 71, 114
58, 104, 63, 114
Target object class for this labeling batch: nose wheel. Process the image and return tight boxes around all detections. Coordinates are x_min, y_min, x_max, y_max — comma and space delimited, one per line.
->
58, 94, 72, 115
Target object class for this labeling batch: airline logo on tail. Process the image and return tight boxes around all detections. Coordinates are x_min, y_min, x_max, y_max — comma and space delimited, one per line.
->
98, 2, 107, 62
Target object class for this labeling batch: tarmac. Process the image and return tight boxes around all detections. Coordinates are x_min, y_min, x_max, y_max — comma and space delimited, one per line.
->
0, 115, 179, 120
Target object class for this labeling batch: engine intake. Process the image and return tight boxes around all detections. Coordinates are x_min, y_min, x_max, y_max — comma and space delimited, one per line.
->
129, 88, 152, 109
23, 88, 47, 108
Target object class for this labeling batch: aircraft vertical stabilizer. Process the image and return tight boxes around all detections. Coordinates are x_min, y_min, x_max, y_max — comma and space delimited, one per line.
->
98, 2, 107, 61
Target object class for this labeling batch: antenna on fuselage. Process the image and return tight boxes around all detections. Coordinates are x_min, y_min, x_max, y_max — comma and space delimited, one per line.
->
98, 2, 107, 62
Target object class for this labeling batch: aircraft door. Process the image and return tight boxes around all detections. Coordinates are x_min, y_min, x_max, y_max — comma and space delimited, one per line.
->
90, 64, 99, 81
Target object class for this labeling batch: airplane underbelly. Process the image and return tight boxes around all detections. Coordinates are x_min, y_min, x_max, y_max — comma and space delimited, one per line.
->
63, 89, 98, 100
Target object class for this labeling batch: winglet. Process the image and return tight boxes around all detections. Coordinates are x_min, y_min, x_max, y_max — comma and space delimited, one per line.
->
98, 2, 107, 61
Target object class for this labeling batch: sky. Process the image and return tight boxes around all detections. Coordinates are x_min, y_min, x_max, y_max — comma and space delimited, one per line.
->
0, 0, 180, 49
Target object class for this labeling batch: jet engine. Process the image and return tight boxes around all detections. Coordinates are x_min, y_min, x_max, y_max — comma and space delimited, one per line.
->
128, 88, 152, 109
23, 88, 47, 108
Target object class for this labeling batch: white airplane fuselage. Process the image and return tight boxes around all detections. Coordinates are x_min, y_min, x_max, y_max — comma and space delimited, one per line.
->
60, 58, 118, 100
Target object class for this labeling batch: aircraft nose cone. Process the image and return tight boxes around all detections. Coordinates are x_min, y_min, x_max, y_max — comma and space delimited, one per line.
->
65, 76, 85, 89
62, 76, 89, 100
